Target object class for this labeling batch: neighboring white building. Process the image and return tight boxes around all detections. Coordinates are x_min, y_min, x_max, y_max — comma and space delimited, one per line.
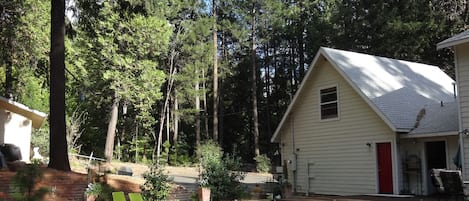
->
438, 30, 469, 181
0, 97, 47, 162
271, 47, 459, 196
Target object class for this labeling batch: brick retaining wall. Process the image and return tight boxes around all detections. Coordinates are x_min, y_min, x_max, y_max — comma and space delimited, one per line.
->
0, 169, 88, 201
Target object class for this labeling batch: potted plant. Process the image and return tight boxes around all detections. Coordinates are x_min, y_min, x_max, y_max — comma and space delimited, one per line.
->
85, 182, 103, 201
197, 186, 211, 201
281, 181, 293, 198
197, 176, 211, 201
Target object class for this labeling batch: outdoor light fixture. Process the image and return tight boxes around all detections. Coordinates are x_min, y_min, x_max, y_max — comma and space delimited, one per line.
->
366, 142, 371, 147
462, 129, 469, 136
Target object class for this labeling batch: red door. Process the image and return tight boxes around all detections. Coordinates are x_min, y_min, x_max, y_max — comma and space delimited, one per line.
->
377, 142, 393, 194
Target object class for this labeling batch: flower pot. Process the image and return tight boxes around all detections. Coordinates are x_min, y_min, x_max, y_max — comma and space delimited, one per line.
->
86, 195, 96, 201
198, 187, 211, 201
282, 185, 293, 198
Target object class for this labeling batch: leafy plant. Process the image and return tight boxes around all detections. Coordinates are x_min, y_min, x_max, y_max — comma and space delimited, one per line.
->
169, 142, 194, 167
141, 164, 173, 200
9, 163, 49, 201
197, 141, 247, 200
85, 182, 113, 201
254, 154, 271, 173
159, 141, 171, 165
85, 183, 103, 197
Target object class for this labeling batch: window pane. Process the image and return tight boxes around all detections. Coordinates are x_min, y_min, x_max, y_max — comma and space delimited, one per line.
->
321, 102, 338, 119
320, 87, 337, 103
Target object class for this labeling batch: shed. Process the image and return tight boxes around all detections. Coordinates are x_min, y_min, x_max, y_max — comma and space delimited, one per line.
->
0, 97, 47, 162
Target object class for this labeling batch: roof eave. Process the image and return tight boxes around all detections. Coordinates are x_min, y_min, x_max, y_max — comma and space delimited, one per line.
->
437, 38, 469, 50
400, 131, 458, 138
0, 97, 47, 129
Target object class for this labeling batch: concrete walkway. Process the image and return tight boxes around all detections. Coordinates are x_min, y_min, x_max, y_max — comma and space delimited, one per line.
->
280, 195, 441, 201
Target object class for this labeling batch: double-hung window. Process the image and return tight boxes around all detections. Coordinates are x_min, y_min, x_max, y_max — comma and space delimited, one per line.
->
320, 86, 338, 120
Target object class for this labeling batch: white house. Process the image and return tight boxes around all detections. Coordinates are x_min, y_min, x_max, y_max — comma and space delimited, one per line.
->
0, 96, 47, 162
438, 30, 469, 182
271, 47, 459, 196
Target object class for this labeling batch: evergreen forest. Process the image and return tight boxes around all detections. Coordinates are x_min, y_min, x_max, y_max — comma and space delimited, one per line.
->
1, 0, 468, 167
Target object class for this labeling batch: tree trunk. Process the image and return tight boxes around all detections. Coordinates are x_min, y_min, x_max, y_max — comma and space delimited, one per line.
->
172, 91, 179, 159
219, 31, 226, 145
49, 0, 70, 171
5, 37, 12, 98
156, 61, 176, 163
265, 43, 272, 142
298, 2, 306, 80
202, 68, 209, 138
195, 69, 201, 147
212, 0, 219, 142
135, 120, 139, 163
166, 101, 170, 141
251, 4, 260, 157
104, 94, 119, 163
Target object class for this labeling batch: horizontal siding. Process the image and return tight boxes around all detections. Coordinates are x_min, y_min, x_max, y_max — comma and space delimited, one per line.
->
455, 43, 469, 66
279, 60, 394, 195
455, 44, 469, 179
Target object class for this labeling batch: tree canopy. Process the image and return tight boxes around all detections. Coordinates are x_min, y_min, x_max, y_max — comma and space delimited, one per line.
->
0, 0, 466, 166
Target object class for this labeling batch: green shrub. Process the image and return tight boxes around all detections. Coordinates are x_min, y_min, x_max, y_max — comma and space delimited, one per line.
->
254, 154, 271, 173
85, 183, 103, 197
196, 140, 222, 168
141, 164, 172, 200
169, 143, 194, 167
85, 182, 114, 201
159, 141, 171, 165
9, 163, 49, 201
197, 141, 247, 201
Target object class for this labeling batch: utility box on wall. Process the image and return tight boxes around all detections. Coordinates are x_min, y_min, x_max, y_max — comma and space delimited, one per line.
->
0, 97, 47, 162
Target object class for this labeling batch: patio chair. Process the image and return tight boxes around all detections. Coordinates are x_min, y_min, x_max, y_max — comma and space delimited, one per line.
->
439, 170, 469, 201
112, 192, 143, 201
112, 192, 126, 201
431, 168, 446, 200
128, 193, 144, 201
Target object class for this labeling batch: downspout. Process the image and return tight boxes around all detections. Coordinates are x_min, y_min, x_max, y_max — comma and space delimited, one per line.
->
456, 86, 465, 177
393, 134, 400, 195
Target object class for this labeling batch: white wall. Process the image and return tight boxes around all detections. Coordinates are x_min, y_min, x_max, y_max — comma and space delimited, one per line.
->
454, 43, 469, 179
0, 109, 32, 162
279, 59, 396, 195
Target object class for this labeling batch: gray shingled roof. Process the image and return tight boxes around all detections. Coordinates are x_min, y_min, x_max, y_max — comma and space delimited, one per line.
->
323, 47, 456, 131
437, 30, 469, 49
271, 47, 457, 142
408, 102, 458, 135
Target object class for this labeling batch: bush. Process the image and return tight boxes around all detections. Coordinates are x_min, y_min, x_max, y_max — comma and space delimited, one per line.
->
169, 143, 194, 167
9, 163, 49, 201
197, 141, 247, 201
85, 182, 114, 201
141, 164, 173, 200
254, 154, 271, 173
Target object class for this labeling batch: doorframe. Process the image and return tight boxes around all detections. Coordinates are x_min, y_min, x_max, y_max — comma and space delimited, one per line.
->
374, 140, 397, 194
422, 138, 448, 195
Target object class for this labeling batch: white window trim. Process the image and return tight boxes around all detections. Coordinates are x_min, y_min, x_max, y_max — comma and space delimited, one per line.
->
319, 84, 340, 121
